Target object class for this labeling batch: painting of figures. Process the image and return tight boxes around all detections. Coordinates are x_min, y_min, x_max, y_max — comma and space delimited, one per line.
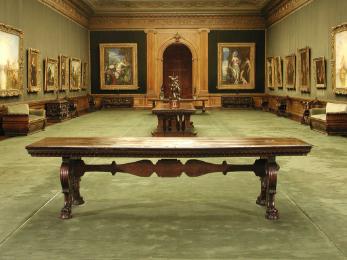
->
266, 57, 274, 90
44, 58, 58, 92
59, 55, 69, 91
82, 61, 87, 90
298, 47, 310, 93
273, 56, 282, 88
285, 54, 296, 90
217, 43, 255, 90
332, 23, 347, 95
0, 23, 23, 97
70, 58, 81, 90
28, 48, 40, 93
313, 57, 326, 89
99, 43, 138, 90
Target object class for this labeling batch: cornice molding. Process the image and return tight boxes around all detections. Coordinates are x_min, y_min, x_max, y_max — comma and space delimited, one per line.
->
38, 0, 89, 28
38, 0, 313, 30
89, 15, 265, 30
81, 0, 270, 15
265, 0, 312, 26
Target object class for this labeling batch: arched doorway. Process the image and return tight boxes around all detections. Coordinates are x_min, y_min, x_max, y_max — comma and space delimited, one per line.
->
163, 44, 192, 99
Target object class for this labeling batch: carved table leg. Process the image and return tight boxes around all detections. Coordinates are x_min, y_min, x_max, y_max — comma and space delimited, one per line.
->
253, 159, 267, 206
59, 158, 86, 219
60, 158, 73, 219
71, 159, 85, 206
265, 157, 280, 220
256, 175, 267, 206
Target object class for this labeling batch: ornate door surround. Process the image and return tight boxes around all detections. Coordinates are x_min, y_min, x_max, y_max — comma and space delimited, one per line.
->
146, 29, 209, 98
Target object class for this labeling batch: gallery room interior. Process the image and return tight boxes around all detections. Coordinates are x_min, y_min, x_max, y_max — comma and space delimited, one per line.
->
0, 0, 347, 258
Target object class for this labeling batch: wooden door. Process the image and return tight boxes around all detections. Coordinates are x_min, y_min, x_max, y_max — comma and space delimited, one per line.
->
163, 44, 192, 99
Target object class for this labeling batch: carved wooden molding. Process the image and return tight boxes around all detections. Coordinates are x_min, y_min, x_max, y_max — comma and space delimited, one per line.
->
39, 0, 89, 28
38, 0, 314, 29
265, 0, 312, 26
89, 15, 265, 30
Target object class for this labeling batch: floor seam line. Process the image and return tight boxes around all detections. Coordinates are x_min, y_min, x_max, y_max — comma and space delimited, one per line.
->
0, 191, 60, 248
283, 192, 346, 257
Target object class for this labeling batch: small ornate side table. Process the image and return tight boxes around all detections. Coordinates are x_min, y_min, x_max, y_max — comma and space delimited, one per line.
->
45, 100, 69, 123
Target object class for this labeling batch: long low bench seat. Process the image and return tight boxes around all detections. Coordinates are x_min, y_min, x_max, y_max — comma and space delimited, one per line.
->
3, 104, 46, 136
310, 102, 347, 135
26, 137, 312, 221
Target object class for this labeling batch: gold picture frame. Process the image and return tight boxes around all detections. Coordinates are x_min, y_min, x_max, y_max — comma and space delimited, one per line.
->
285, 54, 296, 90
313, 57, 326, 89
331, 23, 347, 95
27, 48, 41, 93
70, 57, 81, 91
266, 57, 274, 90
99, 43, 138, 90
217, 43, 255, 89
59, 55, 69, 91
273, 56, 283, 88
0, 23, 23, 97
44, 58, 58, 92
298, 47, 310, 93
82, 61, 88, 90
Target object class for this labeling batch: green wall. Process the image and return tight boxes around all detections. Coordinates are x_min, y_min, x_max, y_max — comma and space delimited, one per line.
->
0, 0, 89, 104
266, 0, 347, 102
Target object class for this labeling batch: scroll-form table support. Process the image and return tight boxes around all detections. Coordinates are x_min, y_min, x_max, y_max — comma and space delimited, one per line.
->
59, 156, 279, 220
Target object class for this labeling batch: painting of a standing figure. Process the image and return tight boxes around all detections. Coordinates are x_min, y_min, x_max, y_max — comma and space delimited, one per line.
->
59, 55, 69, 91
298, 47, 310, 93
218, 43, 255, 89
70, 58, 81, 91
44, 57, 58, 92
285, 54, 296, 90
28, 48, 40, 92
313, 57, 326, 89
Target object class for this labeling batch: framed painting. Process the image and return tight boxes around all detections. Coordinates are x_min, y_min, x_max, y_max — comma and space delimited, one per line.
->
285, 54, 296, 90
0, 23, 23, 97
332, 23, 347, 95
99, 43, 138, 90
273, 56, 283, 88
44, 58, 58, 92
70, 57, 81, 90
298, 47, 310, 93
313, 57, 326, 89
27, 48, 41, 93
266, 57, 274, 90
82, 61, 87, 90
59, 55, 69, 91
217, 43, 255, 89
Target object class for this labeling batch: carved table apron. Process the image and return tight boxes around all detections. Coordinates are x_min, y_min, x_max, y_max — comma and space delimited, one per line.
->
26, 137, 312, 220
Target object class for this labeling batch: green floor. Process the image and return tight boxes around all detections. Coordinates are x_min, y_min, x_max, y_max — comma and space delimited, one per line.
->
0, 109, 346, 259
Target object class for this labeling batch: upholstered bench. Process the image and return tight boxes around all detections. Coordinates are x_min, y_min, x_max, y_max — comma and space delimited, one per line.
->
3, 104, 46, 136
310, 102, 347, 136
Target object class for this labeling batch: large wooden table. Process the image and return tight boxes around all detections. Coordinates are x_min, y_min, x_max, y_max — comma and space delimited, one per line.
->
152, 102, 196, 137
26, 137, 312, 220
148, 97, 208, 112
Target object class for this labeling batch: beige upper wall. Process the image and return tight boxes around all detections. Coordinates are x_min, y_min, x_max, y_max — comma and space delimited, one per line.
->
0, 0, 89, 104
266, 0, 347, 102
